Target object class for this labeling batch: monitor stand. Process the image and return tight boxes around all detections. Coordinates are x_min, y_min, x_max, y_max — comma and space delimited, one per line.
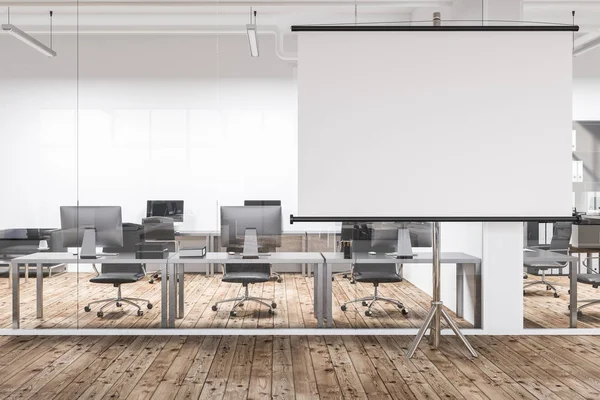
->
80, 228, 98, 259
391, 227, 414, 259
242, 228, 260, 259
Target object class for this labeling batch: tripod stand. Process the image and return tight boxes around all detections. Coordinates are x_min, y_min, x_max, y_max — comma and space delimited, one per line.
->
406, 222, 478, 358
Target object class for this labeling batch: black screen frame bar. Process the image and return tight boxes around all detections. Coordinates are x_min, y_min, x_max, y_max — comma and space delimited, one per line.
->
291, 25, 579, 32
290, 215, 580, 224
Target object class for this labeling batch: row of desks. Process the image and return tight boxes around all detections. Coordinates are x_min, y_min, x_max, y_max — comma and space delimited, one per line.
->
10, 251, 482, 329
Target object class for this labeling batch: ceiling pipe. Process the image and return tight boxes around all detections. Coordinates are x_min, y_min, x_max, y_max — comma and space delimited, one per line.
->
0, 1, 452, 7
22, 25, 298, 61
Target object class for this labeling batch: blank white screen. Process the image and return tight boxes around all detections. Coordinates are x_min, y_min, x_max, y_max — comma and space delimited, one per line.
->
298, 31, 573, 217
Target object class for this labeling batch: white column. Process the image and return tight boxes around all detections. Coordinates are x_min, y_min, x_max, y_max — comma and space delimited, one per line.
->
481, 223, 524, 333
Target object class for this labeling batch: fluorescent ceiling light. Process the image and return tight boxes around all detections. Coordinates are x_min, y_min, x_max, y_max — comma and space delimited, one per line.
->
2, 23, 56, 57
246, 24, 259, 57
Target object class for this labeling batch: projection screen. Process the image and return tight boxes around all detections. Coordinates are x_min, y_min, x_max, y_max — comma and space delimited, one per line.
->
297, 30, 573, 217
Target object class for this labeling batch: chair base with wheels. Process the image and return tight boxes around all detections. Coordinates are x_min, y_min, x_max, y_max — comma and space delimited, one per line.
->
84, 283, 152, 318
569, 272, 600, 316
270, 271, 283, 283
212, 283, 276, 317
341, 282, 408, 317
523, 269, 561, 298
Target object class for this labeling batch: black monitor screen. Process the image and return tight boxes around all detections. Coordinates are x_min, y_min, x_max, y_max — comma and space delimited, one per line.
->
147, 200, 184, 222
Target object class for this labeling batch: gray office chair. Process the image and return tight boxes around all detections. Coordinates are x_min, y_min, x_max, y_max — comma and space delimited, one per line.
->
340, 262, 408, 317
83, 223, 153, 318
142, 217, 176, 283
211, 263, 276, 317
569, 256, 600, 316
523, 222, 572, 298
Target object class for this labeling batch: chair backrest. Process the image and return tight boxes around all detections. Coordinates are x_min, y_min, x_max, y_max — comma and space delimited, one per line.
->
550, 222, 572, 254
102, 223, 145, 275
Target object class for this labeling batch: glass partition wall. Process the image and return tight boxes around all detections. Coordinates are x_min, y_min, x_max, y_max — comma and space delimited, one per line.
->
0, 5, 507, 334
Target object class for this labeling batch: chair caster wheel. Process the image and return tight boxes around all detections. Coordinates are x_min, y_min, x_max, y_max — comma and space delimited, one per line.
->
137, 310, 144, 316
268, 309, 275, 315
84, 306, 91, 312
230, 311, 237, 317
149, 279, 154, 284
277, 278, 283, 283
401, 308, 408, 316
153, 274, 159, 279
97, 311, 104, 318
211, 305, 218, 312
343, 274, 348, 279
362, 301, 368, 306
578, 310, 584, 317
554, 293, 560, 298
568, 305, 571, 310
271, 302, 277, 309
147, 303, 153, 309
365, 310, 373, 317
116, 302, 122, 307
568, 290, 571, 294
350, 280, 355, 284
523, 290, 526, 295
546, 286, 551, 291
341, 305, 347, 311
332, 277, 335, 282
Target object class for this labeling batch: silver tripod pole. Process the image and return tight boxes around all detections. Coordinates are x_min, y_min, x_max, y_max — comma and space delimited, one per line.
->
406, 221, 478, 358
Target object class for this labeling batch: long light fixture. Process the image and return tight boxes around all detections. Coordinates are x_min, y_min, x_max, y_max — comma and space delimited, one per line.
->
246, 9, 259, 57
574, 35, 600, 57
2, 9, 56, 57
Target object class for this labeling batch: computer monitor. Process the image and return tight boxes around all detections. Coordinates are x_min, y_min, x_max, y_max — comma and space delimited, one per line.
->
244, 200, 282, 206
220, 206, 282, 257
344, 222, 432, 258
60, 206, 123, 259
146, 200, 184, 222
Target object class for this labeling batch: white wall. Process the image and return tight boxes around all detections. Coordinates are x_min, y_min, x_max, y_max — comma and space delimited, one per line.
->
0, 34, 298, 231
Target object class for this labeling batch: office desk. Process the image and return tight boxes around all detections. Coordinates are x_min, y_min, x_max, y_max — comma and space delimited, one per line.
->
524, 248, 579, 327
321, 252, 482, 328
11, 252, 170, 329
169, 252, 326, 328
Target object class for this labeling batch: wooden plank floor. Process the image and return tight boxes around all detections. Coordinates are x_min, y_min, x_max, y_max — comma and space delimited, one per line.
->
0, 273, 474, 330
523, 275, 600, 328
3, 273, 600, 329
0, 334, 599, 399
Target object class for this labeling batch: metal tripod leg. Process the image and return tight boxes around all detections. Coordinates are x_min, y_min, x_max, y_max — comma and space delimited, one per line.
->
441, 308, 478, 357
406, 302, 437, 358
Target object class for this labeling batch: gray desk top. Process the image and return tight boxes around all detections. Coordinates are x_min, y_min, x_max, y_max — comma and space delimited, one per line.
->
321, 252, 481, 264
523, 248, 578, 263
169, 251, 324, 264
10, 252, 172, 264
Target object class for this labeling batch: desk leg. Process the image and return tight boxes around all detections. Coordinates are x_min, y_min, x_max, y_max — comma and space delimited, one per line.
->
25, 264, 29, 283
313, 261, 318, 316
36, 263, 43, 319
178, 264, 184, 319
316, 263, 323, 328
570, 260, 577, 328
161, 262, 168, 328
12, 261, 19, 329
168, 261, 177, 328
474, 263, 481, 329
578, 253, 582, 274
325, 262, 333, 328
8, 261, 12, 288
456, 263, 464, 319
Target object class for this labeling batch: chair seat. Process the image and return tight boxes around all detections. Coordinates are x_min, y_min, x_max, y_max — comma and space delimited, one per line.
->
353, 270, 402, 284
524, 262, 567, 270
222, 271, 271, 284
90, 273, 144, 285
578, 274, 600, 287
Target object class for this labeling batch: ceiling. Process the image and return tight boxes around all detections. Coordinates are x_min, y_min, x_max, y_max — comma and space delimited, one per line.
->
2, 0, 600, 66
1, 0, 599, 32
